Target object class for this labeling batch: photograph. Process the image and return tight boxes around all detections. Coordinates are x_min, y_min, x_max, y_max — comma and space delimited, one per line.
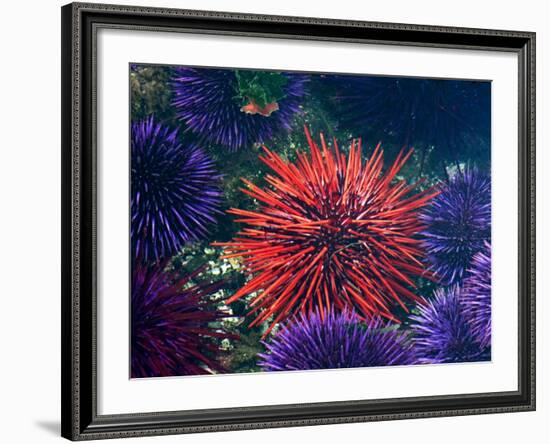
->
130, 64, 492, 378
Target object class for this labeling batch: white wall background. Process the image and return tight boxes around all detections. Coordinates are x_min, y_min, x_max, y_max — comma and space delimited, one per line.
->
0, 0, 545, 443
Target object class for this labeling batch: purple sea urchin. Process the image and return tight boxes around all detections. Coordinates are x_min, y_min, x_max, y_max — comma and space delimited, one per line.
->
410, 286, 488, 364
258, 309, 415, 371
131, 263, 231, 378
131, 117, 222, 264
171, 67, 307, 151
462, 242, 491, 348
420, 168, 491, 285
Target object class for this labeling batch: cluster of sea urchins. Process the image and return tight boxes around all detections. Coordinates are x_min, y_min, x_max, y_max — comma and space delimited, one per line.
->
420, 168, 491, 285
131, 116, 222, 264
129, 66, 494, 375
171, 67, 308, 151
258, 309, 415, 371
131, 263, 231, 378
216, 128, 439, 335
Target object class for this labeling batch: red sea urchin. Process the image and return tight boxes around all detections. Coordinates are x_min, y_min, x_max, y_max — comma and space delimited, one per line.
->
215, 128, 438, 334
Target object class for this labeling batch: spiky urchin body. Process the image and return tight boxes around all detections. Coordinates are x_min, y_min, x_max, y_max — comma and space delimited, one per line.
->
462, 241, 491, 348
131, 263, 231, 378
325, 75, 491, 156
216, 128, 438, 334
171, 67, 308, 151
131, 117, 222, 264
410, 286, 489, 364
420, 168, 491, 285
258, 309, 415, 371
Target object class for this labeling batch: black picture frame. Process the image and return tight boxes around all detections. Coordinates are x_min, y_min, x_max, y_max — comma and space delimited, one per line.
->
61, 2, 536, 440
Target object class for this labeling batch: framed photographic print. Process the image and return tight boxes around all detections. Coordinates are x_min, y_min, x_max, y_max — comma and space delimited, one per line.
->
61, 2, 536, 440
